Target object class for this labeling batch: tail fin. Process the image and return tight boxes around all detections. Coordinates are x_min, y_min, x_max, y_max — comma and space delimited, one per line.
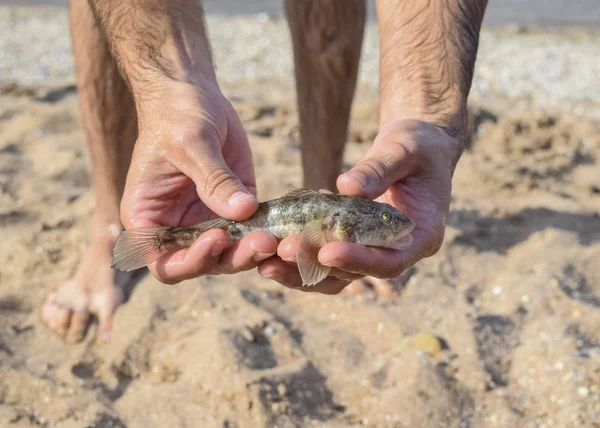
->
111, 226, 171, 271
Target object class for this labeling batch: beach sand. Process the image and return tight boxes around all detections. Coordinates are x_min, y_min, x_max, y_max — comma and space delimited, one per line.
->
1, 6, 600, 428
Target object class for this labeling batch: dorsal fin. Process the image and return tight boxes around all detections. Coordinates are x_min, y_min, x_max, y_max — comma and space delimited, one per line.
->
283, 188, 321, 199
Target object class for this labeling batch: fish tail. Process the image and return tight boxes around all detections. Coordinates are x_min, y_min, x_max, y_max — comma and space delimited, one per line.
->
111, 226, 173, 272
110, 217, 235, 272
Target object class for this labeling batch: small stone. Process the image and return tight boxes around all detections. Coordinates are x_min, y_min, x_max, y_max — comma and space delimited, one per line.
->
492, 286, 503, 296
577, 386, 590, 397
329, 313, 337, 320
277, 383, 287, 397
264, 326, 277, 336
401, 332, 444, 357
271, 402, 285, 414
521, 294, 530, 303
554, 361, 564, 370
241, 327, 255, 343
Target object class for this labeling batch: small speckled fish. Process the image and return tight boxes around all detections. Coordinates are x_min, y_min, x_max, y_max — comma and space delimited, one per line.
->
111, 189, 415, 286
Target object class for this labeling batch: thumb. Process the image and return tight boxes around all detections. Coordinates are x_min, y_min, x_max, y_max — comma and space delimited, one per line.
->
337, 148, 411, 200
337, 121, 425, 199
182, 130, 258, 221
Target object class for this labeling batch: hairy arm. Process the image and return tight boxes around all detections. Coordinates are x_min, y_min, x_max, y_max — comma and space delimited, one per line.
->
376, 0, 487, 145
86, 0, 217, 99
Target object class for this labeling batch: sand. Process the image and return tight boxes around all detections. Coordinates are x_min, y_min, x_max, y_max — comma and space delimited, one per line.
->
1, 6, 600, 428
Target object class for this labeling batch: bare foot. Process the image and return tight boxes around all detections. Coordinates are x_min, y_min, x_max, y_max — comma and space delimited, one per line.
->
346, 268, 416, 299
41, 226, 144, 344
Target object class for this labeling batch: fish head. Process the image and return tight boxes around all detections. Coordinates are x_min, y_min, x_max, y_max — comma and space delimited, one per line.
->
352, 201, 415, 249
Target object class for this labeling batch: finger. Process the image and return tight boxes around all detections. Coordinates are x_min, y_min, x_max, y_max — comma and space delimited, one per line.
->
336, 123, 421, 199
218, 231, 278, 272
258, 258, 351, 295
150, 229, 232, 284
65, 310, 91, 344
179, 125, 258, 221
318, 241, 408, 279
275, 236, 364, 281
276, 234, 299, 261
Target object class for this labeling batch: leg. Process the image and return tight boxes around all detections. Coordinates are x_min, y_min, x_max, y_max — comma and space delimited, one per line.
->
285, 1, 404, 297
284, 0, 365, 191
41, 0, 140, 343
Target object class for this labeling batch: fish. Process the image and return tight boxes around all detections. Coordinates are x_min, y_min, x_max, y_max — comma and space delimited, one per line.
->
111, 188, 415, 286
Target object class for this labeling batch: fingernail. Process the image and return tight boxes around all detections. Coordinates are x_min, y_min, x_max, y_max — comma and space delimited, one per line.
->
101, 330, 111, 343
280, 241, 296, 261
263, 270, 284, 282
342, 172, 368, 189
320, 250, 341, 267
254, 252, 274, 262
210, 240, 229, 257
228, 191, 254, 209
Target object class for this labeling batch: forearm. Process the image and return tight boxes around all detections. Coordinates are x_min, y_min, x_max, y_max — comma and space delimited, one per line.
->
376, 0, 487, 138
87, 0, 217, 99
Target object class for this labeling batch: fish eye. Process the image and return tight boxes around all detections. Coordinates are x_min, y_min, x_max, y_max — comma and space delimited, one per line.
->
381, 212, 391, 222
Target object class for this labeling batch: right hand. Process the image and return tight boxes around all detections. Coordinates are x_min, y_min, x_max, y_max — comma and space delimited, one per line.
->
120, 79, 278, 284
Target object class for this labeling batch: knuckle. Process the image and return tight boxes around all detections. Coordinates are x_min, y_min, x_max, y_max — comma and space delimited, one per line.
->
203, 167, 239, 198
360, 158, 389, 185
167, 122, 223, 157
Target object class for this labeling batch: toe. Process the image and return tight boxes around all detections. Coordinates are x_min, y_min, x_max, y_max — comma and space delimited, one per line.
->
346, 279, 369, 295
65, 310, 91, 343
42, 296, 72, 338
370, 277, 394, 297
90, 290, 123, 344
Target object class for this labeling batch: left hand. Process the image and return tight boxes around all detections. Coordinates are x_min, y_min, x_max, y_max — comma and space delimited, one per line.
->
257, 119, 462, 294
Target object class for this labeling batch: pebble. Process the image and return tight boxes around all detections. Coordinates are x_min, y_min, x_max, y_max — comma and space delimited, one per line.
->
396, 332, 444, 357
241, 326, 255, 343
277, 383, 287, 397
577, 386, 590, 397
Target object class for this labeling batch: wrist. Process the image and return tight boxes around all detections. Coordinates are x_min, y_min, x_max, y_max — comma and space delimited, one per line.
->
122, 51, 219, 104
133, 72, 222, 122
379, 85, 468, 140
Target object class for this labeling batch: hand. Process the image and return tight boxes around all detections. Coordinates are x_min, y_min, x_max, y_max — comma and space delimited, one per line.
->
120, 79, 278, 284
258, 120, 461, 294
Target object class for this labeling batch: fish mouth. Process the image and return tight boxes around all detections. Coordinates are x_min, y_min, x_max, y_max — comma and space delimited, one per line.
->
390, 232, 413, 249
404, 219, 415, 233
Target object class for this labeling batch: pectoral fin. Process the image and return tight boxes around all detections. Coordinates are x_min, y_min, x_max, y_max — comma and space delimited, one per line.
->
297, 220, 330, 287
